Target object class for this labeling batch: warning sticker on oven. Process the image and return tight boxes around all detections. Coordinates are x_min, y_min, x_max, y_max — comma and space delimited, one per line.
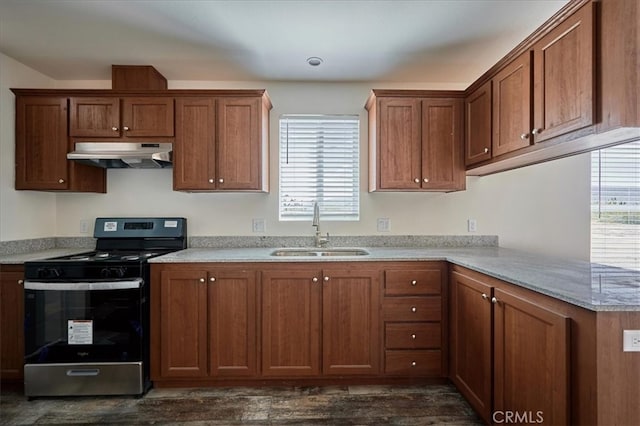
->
103, 221, 118, 232
68, 320, 93, 345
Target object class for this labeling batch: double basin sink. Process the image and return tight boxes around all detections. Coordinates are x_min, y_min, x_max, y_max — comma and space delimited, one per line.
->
270, 248, 370, 257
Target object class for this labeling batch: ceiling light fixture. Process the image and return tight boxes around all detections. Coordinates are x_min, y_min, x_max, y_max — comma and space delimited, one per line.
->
307, 57, 323, 67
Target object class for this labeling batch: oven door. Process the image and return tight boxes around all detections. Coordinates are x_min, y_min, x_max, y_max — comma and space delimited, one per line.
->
24, 279, 144, 364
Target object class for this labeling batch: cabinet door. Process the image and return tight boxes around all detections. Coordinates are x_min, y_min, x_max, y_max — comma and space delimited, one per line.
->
450, 271, 493, 424
69, 97, 120, 137
533, 2, 593, 143
492, 51, 533, 157
157, 269, 208, 378
465, 80, 492, 166
174, 98, 216, 190
261, 269, 322, 376
208, 269, 257, 377
216, 97, 261, 190
493, 287, 570, 425
0, 269, 24, 380
121, 97, 174, 137
421, 99, 464, 190
378, 98, 422, 189
15, 97, 69, 190
322, 268, 380, 375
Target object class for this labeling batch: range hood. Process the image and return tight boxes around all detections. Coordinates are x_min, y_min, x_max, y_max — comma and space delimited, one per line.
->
67, 142, 172, 169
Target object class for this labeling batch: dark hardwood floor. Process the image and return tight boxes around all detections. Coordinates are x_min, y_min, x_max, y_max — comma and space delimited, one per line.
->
0, 384, 483, 425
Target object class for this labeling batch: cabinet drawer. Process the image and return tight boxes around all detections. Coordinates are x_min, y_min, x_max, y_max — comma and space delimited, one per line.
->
385, 322, 441, 349
383, 297, 441, 321
385, 350, 442, 376
385, 269, 441, 296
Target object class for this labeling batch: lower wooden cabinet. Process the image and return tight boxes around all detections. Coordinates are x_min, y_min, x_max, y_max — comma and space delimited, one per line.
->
0, 266, 25, 381
450, 266, 570, 425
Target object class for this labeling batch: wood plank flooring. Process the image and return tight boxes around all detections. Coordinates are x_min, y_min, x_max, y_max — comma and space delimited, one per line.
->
0, 384, 483, 425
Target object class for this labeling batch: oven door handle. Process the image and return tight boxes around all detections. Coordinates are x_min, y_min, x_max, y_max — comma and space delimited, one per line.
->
24, 279, 143, 291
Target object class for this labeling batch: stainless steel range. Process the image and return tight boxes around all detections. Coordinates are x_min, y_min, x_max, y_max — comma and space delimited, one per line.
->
23, 217, 187, 398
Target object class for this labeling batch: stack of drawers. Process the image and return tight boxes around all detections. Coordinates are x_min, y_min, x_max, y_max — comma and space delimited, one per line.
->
382, 262, 446, 376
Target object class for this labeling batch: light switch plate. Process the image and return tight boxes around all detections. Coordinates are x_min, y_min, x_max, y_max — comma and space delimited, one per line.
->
467, 219, 477, 233
252, 218, 266, 233
377, 218, 390, 232
623, 330, 640, 352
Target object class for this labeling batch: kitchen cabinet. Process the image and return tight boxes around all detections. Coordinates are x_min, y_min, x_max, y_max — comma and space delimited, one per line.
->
151, 265, 257, 380
14, 96, 106, 192
465, 80, 492, 166
0, 266, 24, 381
366, 91, 465, 192
173, 95, 270, 192
450, 267, 570, 425
69, 96, 174, 138
261, 265, 380, 376
382, 263, 447, 377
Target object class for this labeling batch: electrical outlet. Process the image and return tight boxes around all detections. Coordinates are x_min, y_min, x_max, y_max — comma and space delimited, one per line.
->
467, 219, 477, 233
377, 218, 390, 232
252, 218, 266, 233
623, 330, 640, 352
80, 220, 89, 234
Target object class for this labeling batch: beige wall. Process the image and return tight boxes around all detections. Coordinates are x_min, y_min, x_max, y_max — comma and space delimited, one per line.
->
0, 57, 591, 261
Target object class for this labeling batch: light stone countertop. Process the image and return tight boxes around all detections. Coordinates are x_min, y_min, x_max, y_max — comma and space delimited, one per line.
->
150, 246, 640, 312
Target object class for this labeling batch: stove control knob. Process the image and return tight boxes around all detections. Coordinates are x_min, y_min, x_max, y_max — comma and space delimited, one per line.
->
37, 268, 61, 279
112, 267, 126, 278
101, 267, 126, 278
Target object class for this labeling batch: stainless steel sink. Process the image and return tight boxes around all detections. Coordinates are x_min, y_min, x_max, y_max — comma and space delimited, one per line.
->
270, 248, 370, 257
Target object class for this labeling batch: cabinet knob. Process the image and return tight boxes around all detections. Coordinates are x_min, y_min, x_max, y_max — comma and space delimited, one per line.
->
219, 178, 224, 184
484, 147, 489, 154
411, 306, 417, 313
199, 278, 205, 283
209, 277, 216, 282
414, 178, 420, 184
324, 276, 330, 282
411, 280, 417, 286
123, 126, 130, 131
411, 334, 416, 339
423, 178, 429, 183
411, 361, 417, 367
491, 296, 498, 304
532, 128, 543, 135
481, 293, 489, 300
208, 179, 214, 183
111, 127, 118, 131
58, 179, 65, 184
520, 133, 529, 140
18, 280, 24, 286
312, 277, 319, 283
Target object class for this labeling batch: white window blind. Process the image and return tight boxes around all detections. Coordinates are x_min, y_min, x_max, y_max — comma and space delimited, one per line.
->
279, 115, 360, 221
591, 141, 640, 271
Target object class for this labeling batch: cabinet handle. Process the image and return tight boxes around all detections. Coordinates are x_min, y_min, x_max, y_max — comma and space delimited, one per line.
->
208, 179, 214, 183
491, 297, 498, 304
209, 277, 216, 282
423, 178, 429, 183
323, 276, 330, 282
111, 127, 118, 131
312, 277, 318, 283
481, 293, 489, 300
18, 280, 24, 286
411, 306, 417, 313
411, 280, 417, 286
58, 179, 65, 184
123, 126, 130, 131
484, 147, 489, 154
520, 133, 529, 140
219, 178, 224, 184
411, 361, 417, 367
414, 178, 420, 184
532, 128, 543, 135
411, 334, 416, 340
199, 278, 205, 283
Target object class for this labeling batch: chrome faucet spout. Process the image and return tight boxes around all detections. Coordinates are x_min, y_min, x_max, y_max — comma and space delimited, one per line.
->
312, 201, 329, 248
312, 202, 320, 227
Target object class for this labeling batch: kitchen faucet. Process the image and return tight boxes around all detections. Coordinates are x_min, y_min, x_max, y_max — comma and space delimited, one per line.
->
312, 201, 329, 247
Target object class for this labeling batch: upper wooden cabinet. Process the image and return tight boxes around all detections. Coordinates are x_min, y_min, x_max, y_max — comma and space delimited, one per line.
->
173, 94, 270, 192
14, 96, 105, 192
69, 97, 174, 138
366, 91, 465, 192
465, 80, 492, 166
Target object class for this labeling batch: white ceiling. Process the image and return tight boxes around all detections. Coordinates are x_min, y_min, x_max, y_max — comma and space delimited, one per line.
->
0, 0, 568, 84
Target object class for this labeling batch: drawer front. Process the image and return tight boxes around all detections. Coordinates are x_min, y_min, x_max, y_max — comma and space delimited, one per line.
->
385, 322, 441, 349
384, 350, 442, 376
385, 269, 442, 296
383, 297, 441, 321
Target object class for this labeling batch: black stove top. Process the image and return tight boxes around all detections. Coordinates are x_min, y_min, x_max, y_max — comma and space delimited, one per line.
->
53, 250, 168, 262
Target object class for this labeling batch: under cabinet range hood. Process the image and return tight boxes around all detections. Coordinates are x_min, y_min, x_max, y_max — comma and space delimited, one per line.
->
67, 142, 172, 169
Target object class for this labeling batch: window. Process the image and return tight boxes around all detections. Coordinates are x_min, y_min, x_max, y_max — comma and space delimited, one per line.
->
591, 141, 640, 271
279, 115, 360, 221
